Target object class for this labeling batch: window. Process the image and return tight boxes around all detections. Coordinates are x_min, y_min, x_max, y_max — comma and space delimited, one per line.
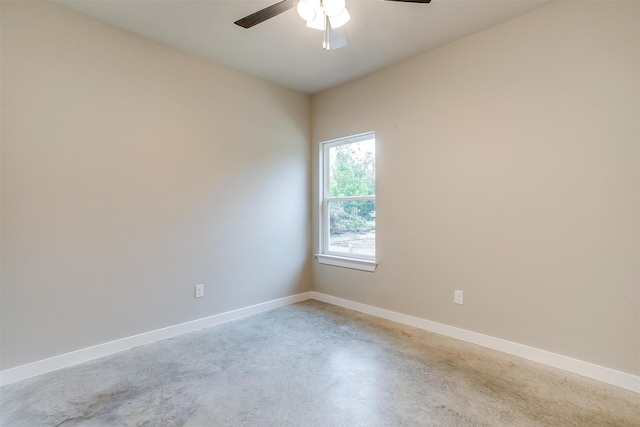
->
317, 132, 377, 272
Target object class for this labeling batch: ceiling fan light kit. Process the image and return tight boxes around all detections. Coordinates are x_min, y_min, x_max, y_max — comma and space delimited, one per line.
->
298, 0, 350, 49
297, 0, 349, 26
234, 0, 431, 51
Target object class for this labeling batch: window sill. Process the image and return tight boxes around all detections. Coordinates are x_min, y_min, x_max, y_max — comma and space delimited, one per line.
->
315, 254, 377, 272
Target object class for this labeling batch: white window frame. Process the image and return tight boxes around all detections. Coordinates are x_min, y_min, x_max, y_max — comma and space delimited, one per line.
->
316, 131, 378, 272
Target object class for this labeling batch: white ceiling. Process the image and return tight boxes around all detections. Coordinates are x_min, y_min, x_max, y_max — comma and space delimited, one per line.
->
55, 0, 552, 94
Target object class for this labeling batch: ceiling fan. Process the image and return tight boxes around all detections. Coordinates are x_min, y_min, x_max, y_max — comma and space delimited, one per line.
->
234, 0, 431, 51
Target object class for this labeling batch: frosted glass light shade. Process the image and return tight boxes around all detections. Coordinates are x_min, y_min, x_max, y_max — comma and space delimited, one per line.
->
329, 8, 350, 29
306, 10, 326, 30
296, 0, 316, 22
324, 0, 345, 18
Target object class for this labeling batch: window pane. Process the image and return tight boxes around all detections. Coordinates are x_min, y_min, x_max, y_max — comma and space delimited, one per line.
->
328, 138, 375, 197
328, 200, 375, 257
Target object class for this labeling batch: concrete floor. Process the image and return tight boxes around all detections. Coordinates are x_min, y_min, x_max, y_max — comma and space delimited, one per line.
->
1, 300, 639, 426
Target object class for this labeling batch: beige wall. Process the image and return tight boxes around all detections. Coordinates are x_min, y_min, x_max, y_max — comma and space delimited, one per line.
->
311, 1, 640, 375
2, 0, 639, 379
1, 1, 311, 369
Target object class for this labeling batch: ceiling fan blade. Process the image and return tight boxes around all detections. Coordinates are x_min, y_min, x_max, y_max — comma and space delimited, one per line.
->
384, 0, 431, 3
326, 26, 348, 51
234, 0, 298, 29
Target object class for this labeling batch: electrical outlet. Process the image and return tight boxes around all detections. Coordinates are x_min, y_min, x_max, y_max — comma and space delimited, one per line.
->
195, 284, 204, 298
454, 290, 463, 305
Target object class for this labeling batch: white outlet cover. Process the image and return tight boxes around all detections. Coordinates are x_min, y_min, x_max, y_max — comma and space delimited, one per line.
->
454, 290, 464, 305
195, 284, 204, 298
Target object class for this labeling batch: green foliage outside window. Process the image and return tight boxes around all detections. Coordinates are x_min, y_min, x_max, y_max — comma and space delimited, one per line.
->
329, 142, 375, 234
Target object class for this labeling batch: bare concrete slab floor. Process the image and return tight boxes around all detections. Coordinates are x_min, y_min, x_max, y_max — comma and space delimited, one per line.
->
1, 300, 639, 426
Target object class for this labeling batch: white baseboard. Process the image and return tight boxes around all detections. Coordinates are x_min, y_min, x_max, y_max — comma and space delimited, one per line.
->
0, 291, 312, 387
310, 291, 640, 393
3, 290, 638, 394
